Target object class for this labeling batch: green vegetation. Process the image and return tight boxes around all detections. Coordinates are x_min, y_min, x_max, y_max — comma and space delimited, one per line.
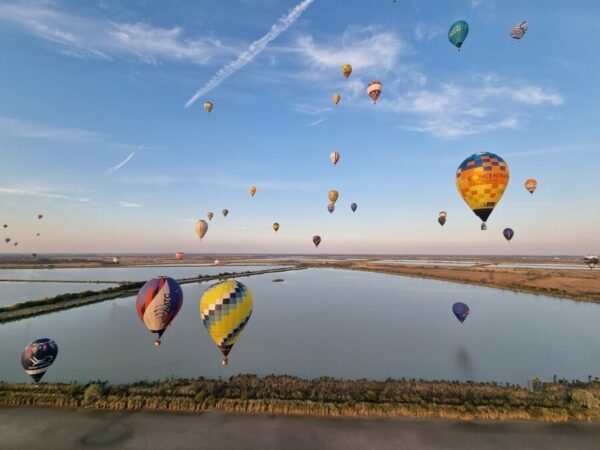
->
2, 375, 600, 421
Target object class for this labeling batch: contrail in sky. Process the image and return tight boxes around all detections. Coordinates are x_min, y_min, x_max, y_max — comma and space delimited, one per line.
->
105, 152, 135, 174
185, 0, 315, 108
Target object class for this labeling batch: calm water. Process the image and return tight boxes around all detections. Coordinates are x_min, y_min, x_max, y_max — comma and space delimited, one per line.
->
0, 265, 287, 282
0, 282, 117, 307
0, 268, 599, 385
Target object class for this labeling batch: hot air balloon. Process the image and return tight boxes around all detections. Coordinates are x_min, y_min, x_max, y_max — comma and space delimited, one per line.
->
448, 20, 469, 50
327, 203, 335, 214
524, 178, 537, 195
136, 276, 183, 346
342, 64, 352, 79
2, 224, 6, 228
222, 209, 229, 217
36, 233, 40, 237
438, 211, 447, 226
4, 238, 9, 243
273, 223, 280, 232
195, 220, 208, 239
21, 338, 58, 382
175, 251, 184, 260
37, 214, 43, 220
503, 228, 514, 242
313, 235, 321, 247
203, 101, 214, 113
328, 190, 339, 204
214, 259, 221, 265
32, 253, 37, 258
452, 302, 470, 324
583, 255, 599, 270
330, 151, 340, 166
112, 256, 121, 264
367, 80, 382, 103
14, 242, 18, 246
509, 21, 528, 40
456, 152, 510, 228
351, 203, 357, 212
332, 93, 341, 105
207, 212, 214, 221
200, 280, 253, 366
249, 186, 257, 197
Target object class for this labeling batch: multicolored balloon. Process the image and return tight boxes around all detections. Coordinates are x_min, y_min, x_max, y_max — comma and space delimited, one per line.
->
448, 20, 469, 50
438, 211, 447, 226
456, 152, 510, 227
328, 190, 339, 204
330, 151, 340, 166
524, 178, 537, 195
367, 80, 382, 103
503, 228, 514, 242
273, 222, 280, 232
249, 185, 257, 197
136, 276, 184, 346
200, 280, 253, 366
332, 93, 341, 105
351, 203, 357, 212
583, 255, 599, 270
342, 64, 352, 79
195, 220, 208, 239
21, 338, 58, 382
222, 209, 229, 217
509, 21, 528, 40
313, 235, 321, 247
327, 203, 335, 214
207, 212, 214, 221
203, 101, 214, 113
452, 302, 470, 324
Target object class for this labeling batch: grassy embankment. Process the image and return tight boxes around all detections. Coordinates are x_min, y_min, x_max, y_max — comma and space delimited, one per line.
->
2, 375, 600, 422
0, 266, 303, 323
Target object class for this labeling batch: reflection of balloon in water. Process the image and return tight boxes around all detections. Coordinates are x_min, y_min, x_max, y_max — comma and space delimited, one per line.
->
342, 64, 352, 79
222, 209, 229, 217
367, 81, 382, 103
524, 178, 537, 195
249, 186, 257, 197
328, 190, 339, 204
351, 203, 357, 212
448, 20, 469, 50
438, 211, 447, 226
136, 276, 183, 346
203, 101, 214, 113
330, 151, 340, 166
583, 255, 599, 269
273, 223, 280, 232
332, 93, 341, 105
509, 21, 528, 40
21, 338, 58, 382
313, 235, 321, 247
456, 152, 510, 228
327, 203, 335, 214
503, 228, 514, 242
200, 280, 253, 366
452, 302, 470, 324
195, 220, 208, 239
207, 212, 214, 221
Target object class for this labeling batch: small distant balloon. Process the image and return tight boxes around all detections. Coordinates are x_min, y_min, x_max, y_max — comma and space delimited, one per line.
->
249, 186, 257, 197
503, 228, 514, 242
327, 203, 335, 214
175, 251, 184, 260
509, 21, 528, 40
214, 259, 221, 265
4, 238, 10, 243
452, 302, 470, 324
524, 178, 537, 195
438, 211, 447, 226
313, 235, 321, 247
328, 190, 339, 204
367, 80, 382, 103
332, 93, 341, 105
330, 151, 340, 166
36, 233, 40, 237
14, 242, 18, 246
203, 101, 214, 113
21, 338, 58, 382
136, 276, 183, 346
351, 203, 357, 212
32, 253, 37, 258
207, 212, 214, 221
222, 209, 229, 217
2, 224, 6, 228
342, 64, 352, 79
583, 255, 599, 270
448, 20, 469, 50
273, 222, 280, 232
195, 220, 209, 239
37, 214, 43, 220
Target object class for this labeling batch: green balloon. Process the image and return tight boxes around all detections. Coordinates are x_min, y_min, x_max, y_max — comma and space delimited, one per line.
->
448, 20, 469, 49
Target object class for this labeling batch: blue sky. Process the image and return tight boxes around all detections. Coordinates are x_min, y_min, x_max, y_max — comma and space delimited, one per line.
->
0, 0, 598, 254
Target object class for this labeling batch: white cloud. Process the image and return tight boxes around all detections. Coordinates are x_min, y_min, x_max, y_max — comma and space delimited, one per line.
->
414, 23, 444, 42
0, 187, 91, 202
0, 116, 102, 141
105, 152, 135, 175
0, 2, 226, 64
307, 118, 325, 126
118, 201, 142, 208
185, 0, 315, 107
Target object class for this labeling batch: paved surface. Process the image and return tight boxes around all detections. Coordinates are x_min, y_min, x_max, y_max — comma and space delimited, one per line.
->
1, 407, 600, 449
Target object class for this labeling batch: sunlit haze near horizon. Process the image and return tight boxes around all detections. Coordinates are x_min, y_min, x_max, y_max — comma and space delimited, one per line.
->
1, 0, 599, 255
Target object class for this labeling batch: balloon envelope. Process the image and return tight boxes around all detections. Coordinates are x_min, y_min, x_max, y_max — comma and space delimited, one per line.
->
438, 216, 446, 226
330, 151, 340, 165
203, 101, 214, 113
524, 178, 537, 195
327, 203, 335, 214
351, 203, 357, 212
452, 302, 470, 323
332, 93, 341, 105
503, 228, 514, 242
328, 190, 339, 204
37, 214, 43, 220
313, 235, 321, 247
136, 276, 183, 344
195, 220, 208, 239
448, 20, 469, 49
342, 64, 352, 79
21, 338, 58, 382
367, 80, 382, 103
249, 186, 257, 196
273, 223, 280, 232
207, 212, 214, 221
583, 255, 599, 269
222, 209, 229, 217
456, 152, 509, 225
200, 280, 253, 365
509, 21, 528, 39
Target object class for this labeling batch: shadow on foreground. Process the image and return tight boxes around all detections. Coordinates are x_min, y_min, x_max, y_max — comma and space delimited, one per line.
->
1, 408, 600, 450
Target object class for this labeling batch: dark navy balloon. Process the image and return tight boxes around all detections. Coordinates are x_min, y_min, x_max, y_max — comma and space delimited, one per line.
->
327, 203, 335, 214
313, 235, 321, 247
351, 203, 357, 212
21, 338, 58, 382
452, 302, 470, 324
503, 228, 514, 242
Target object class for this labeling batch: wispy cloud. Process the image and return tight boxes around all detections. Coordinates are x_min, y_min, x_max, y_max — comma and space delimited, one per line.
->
185, 0, 315, 107
118, 174, 180, 186
292, 104, 331, 115
105, 152, 135, 175
414, 22, 444, 42
0, 2, 227, 64
307, 118, 325, 126
0, 116, 102, 141
0, 187, 90, 202
503, 145, 592, 158
118, 201, 143, 208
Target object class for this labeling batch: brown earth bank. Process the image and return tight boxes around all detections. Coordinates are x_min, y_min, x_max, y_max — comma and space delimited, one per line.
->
2, 407, 600, 450
2, 375, 600, 422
